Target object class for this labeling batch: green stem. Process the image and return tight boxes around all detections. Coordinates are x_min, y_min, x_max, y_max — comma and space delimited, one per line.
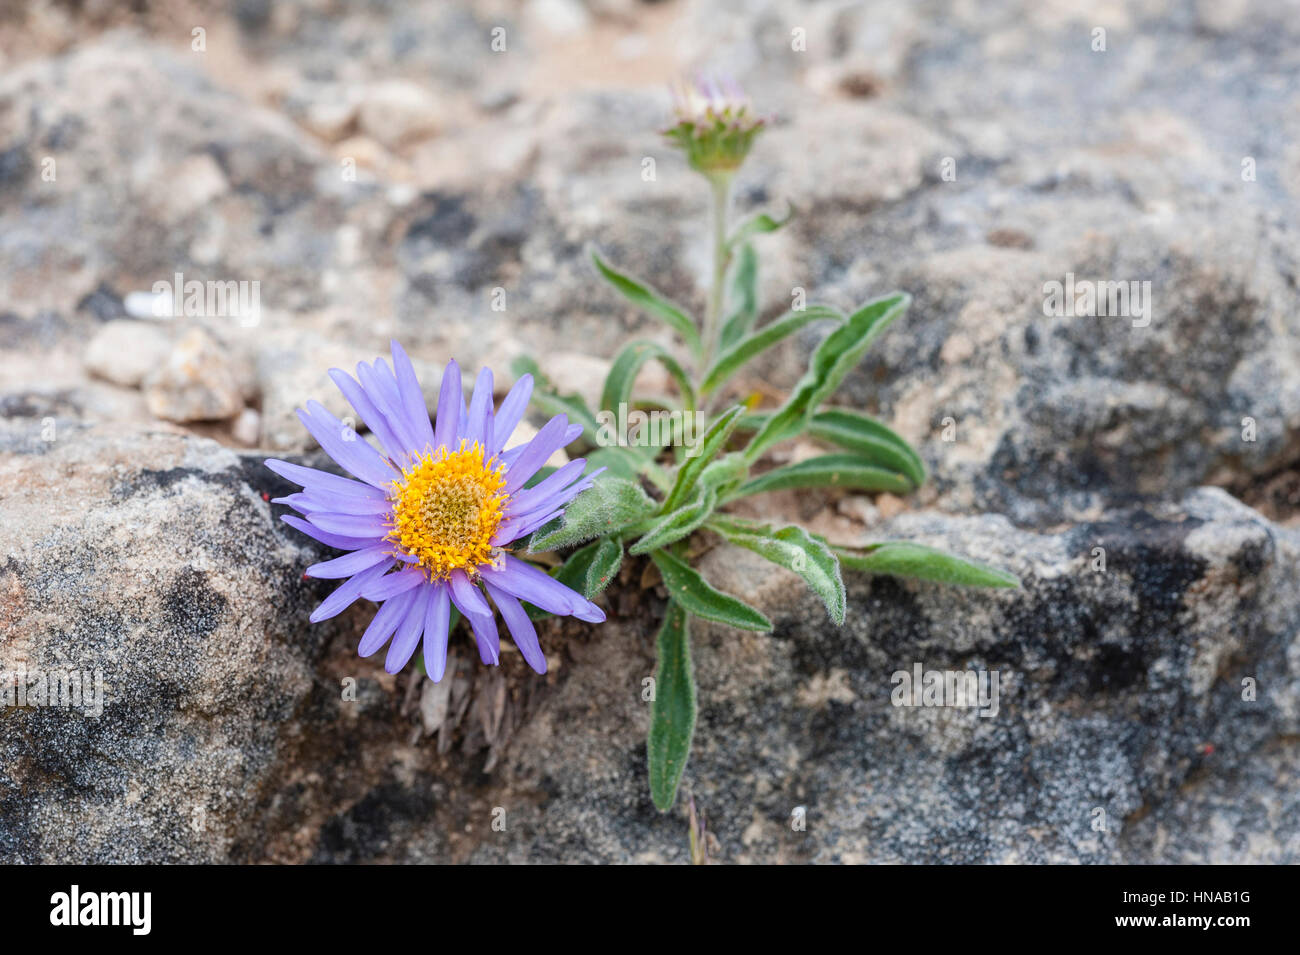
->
700, 172, 733, 375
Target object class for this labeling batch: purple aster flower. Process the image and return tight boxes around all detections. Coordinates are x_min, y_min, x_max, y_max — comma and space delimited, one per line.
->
266, 342, 606, 681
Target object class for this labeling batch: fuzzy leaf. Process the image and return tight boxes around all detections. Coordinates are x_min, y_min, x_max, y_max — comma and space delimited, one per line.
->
662, 405, 746, 511
836, 542, 1020, 588
710, 516, 845, 624
555, 537, 624, 598
697, 453, 750, 496
703, 305, 844, 396
600, 340, 697, 417
629, 487, 716, 555
647, 602, 695, 812
719, 243, 759, 350
582, 446, 644, 481
590, 247, 702, 358
745, 292, 911, 461
807, 408, 925, 487
649, 549, 771, 631
732, 453, 913, 498
529, 476, 656, 552
726, 204, 792, 251
510, 355, 602, 437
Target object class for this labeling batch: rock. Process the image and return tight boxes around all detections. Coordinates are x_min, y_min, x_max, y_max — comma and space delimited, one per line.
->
1, 425, 1294, 864
231, 407, 261, 446
83, 320, 173, 388
0, 431, 325, 862
143, 328, 244, 423
357, 80, 445, 150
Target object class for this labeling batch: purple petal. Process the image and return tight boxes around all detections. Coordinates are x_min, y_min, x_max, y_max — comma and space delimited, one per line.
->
328, 368, 407, 462
298, 401, 399, 489
464, 366, 494, 449
484, 583, 546, 674
306, 511, 391, 538
489, 373, 533, 456
358, 585, 420, 657
360, 567, 425, 601
465, 601, 500, 665
385, 582, 431, 674
307, 544, 395, 579
447, 569, 490, 617
422, 582, 451, 682
265, 459, 387, 499
390, 341, 437, 453
274, 489, 391, 516
504, 458, 586, 518
479, 554, 593, 617
354, 360, 418, 452
309, 561, 390, 623
502, 414, 569, 494
493, 507, 563, 546
434, 359, 462, 452
282, 514, 381, 551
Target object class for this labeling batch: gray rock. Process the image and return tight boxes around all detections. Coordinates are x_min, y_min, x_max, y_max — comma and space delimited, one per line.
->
143, 328, 244, 423
1, 427, 1294, 863
84, 320, 173, 388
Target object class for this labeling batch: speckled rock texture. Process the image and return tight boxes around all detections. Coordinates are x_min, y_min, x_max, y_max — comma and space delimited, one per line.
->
1, 0, 1298, 863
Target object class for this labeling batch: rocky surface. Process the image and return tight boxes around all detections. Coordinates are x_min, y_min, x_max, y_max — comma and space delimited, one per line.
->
1, 0, 1298, 863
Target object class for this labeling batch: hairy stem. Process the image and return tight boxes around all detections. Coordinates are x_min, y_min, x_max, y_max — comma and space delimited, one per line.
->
700, 172, 733, 375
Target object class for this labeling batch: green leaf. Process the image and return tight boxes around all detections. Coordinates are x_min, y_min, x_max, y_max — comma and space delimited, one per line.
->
647, 602, 695, 812
726, 204, 792, 251
697, 452, 749, 496
836, 542, 1020, 588
529, 475, 656, 552
702, 305, 844, 397
807, 408, 925, 487
585, 536, 624, 596
510, 355, 602, 437
649, 549, 771, 631
555, 537, 624, 597
600, 340, 697, 417
709, 517, 845, 625
582, 446, 644, 481
661, 405, 746, 511
629, 486, 716, 555
719, 243, 759, 350
590, 247, 702, 358
745, 292, 911, 462
732, 453, 913, 498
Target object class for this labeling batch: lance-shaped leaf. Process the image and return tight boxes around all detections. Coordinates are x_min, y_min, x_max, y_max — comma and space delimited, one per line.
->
726, 204, 792, 252
731, 453, 913, 499
647, 602, 695, 812
649, 549, 771, 631
662, 405, 746, 511
697, 452, 750, 497
590, 247, 702, 358
510, 355, 601, 437
529, 475, 656, 552
629, 486, 716, 555
555, 536, 624, 598
709, 516, 845, 624
745, 292, 911, 461
836, 542, 1020, 588
702, 305, 844, 397
719, 243, 759, 350
807, 408, 925, 488
582, 446, 644, 482
600, 340, 697, 417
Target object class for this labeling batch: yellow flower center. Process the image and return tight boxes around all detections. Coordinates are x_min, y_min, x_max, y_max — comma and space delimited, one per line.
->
387, 441, 507, 581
